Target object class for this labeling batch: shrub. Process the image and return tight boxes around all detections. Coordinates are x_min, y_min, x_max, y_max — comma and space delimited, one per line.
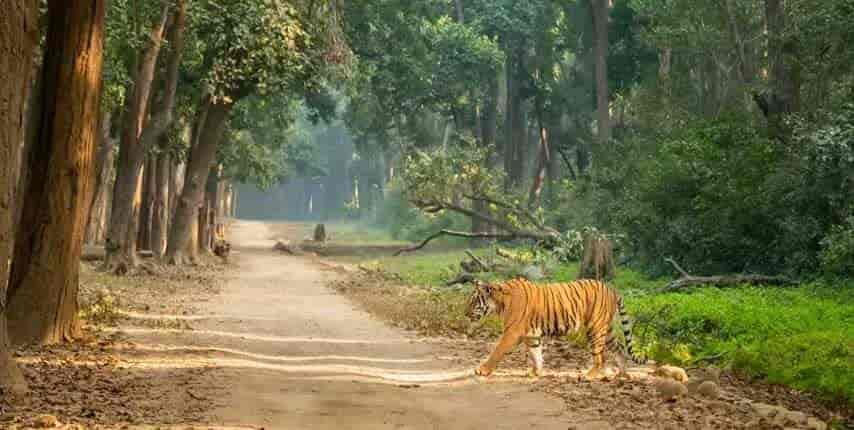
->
556, 109, 854, 275
820, 217, 854, 276
374, 181, 470, 242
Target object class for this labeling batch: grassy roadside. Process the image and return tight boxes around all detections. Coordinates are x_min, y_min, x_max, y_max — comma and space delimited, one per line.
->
323, 225, 853, 412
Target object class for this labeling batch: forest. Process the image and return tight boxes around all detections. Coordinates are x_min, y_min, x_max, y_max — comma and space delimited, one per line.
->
1, 0, 853, 428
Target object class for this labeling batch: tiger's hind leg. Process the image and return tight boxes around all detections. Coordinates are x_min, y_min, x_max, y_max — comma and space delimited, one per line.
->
585, 328, 609, 380
606, 334, 629, 379
523, 337, 544, 377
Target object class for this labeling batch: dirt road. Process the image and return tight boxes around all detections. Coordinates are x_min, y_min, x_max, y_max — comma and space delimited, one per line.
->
127, 220, 596, 429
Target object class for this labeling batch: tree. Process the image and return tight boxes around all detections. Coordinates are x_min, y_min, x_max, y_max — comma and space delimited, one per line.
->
7, 0, 106, 345
165, 0, 342, 263
0, 0, 39, 394
590, 0, 611, 143
105, 0, 182, 272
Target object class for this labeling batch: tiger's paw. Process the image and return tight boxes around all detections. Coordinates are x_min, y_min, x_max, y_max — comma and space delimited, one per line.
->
526, 368, 542, 378
475, 364, 493, 377
585, 367, 606, 380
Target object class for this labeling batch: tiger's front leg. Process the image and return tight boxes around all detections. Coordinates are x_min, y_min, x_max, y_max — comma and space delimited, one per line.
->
476, 331, 522, 377
524, 337, 544, 377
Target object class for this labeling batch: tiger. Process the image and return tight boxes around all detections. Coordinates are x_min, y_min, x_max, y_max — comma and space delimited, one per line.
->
465, 278, 645, 379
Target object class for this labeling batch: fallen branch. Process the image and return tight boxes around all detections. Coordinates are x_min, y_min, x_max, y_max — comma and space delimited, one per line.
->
394, 230, 519, 256
495, 247, 527, 264
445, 272, 476, 287
273, 239, 300, 255
661, 258, 796, 292
464, 249, 490, 272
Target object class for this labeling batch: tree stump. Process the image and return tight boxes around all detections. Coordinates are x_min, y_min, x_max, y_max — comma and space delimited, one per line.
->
313, 223, 327, 242
578, 232, 616, 280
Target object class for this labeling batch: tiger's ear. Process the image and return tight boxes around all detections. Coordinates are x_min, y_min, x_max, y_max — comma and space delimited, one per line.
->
472, 279, 490, 292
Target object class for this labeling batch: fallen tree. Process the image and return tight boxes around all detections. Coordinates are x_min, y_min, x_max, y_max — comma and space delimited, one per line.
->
661, 258, 796, 292
396, 146, 559, 255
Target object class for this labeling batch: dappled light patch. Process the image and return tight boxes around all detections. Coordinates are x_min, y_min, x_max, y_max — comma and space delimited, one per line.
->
0, 332, 214, 429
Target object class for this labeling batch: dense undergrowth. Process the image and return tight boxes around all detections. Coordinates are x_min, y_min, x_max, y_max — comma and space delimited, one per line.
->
337, 238, 853, 410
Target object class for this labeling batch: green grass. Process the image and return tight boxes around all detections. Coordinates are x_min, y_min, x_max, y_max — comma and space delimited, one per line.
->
321, 221, 410, 246
346, 246, 853, 409
630, 283, 854, 408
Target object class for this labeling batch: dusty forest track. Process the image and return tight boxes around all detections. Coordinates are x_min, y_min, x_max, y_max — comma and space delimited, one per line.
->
125, 220, 588, 429
94, 220, 834, 430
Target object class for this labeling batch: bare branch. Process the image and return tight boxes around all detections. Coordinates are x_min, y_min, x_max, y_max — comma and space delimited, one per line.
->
460, 194, 549, 232
665, 257, 690, 277
394, 230, 520, 256
464, 249, 489, 271
660, 258, 796, 292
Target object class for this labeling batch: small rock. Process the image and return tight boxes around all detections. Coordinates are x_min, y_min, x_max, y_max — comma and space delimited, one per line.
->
751, 402, 782, 418
655, 378, 688, 401
653, 365, 689, 383
695, 380, 720, 399
782, 410, 807, 425
806, 417, 827, 430
690, 366, 721, 383
31, 414, 61, 428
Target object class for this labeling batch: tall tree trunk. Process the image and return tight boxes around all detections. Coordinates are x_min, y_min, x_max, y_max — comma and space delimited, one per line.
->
503, 54, 517, 189
200, 168, 219, 254
85, 110, 116, 245
150, 150, 170, 257
16, 55, 43, 232
7, 0, 105, 345
137, 155, 155, 250
166, 98, 236, 264
504, 52, 526, 190
104, 1, 169, 271
473, 74, 500, 237
591, 0, 611, 144
169, 158, 185, 225
761, 0, 800, 139
0, 0, 39, 394
528, 124, 550, 209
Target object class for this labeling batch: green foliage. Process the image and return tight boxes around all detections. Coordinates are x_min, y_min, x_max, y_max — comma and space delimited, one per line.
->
402, 141, 500, 208
820, 217, 854, 277
367, 246, 854, 407
631, 284, 854, 407
192, 0, 337, 100
556, 109, 854, 275
375, 182, 470, 242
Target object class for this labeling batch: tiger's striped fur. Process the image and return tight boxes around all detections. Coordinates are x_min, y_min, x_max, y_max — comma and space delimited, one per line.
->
466, 278, 644, 378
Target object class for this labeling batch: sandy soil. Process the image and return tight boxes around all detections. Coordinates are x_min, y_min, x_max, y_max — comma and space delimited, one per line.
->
4, 220, 837, 429
123, 220, 594, 429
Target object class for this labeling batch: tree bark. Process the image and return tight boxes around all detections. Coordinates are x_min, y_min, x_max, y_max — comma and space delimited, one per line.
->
528, 124, 550, 209
169, 158, 185, 224
150, 150, 170, 257
761, 0, 800, 139
137, 155, 155, 250
503, 52, 526, 189
590, 0, 611, 144
473, 74, 500, 238
85, 110, 116, 245
0, 0, 39, 394
104, 1, 169, 271
166, 98, 236, 264
7, 0, 105, 345
16, 53, 43, 232
200, 168, 219, 254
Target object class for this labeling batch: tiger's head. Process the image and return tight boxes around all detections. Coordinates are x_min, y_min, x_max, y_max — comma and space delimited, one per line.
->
465, 280, 496, 321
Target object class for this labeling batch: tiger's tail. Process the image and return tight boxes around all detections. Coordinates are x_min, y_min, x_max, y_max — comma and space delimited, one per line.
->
617, 295, 646, 364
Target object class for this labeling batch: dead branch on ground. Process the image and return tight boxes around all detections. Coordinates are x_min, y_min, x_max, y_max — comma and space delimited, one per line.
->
394, 230, 521, 256
661, 257, 796, 292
